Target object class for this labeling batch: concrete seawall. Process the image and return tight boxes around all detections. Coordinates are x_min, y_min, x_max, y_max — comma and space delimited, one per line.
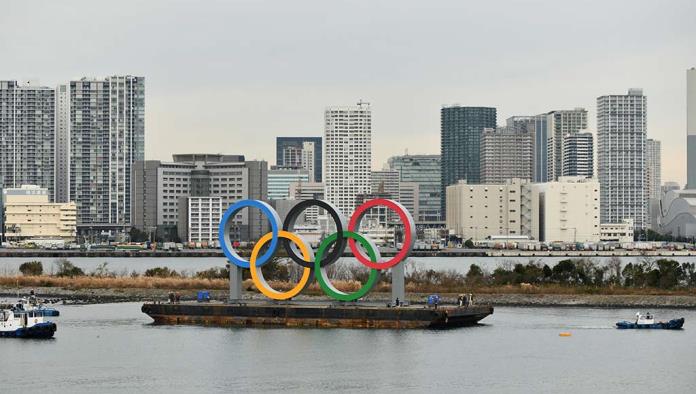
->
2, 248, 696, 258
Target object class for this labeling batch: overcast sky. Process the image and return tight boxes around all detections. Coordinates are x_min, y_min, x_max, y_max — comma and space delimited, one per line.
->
2, 0, 695, 184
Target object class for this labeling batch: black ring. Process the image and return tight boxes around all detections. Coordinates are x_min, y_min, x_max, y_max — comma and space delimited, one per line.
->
282, 199, 347, 268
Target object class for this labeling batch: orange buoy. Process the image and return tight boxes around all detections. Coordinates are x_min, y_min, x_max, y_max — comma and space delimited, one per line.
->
559, 332, 572, 337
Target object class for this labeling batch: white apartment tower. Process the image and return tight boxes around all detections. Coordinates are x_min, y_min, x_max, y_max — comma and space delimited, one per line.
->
546, 109, 588, 181
324, 102, 372, 215
562, 132, 594, 178
70, 76, 145, 227
597, 89, 647, 229
0, 81, 55, 199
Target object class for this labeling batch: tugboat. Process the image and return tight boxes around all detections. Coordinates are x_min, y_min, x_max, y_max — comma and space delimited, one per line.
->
616, 312, 685, 330
0, 306, 57, 338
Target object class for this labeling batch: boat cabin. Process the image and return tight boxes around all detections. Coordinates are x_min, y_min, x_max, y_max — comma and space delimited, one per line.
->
635, 312, 655, 325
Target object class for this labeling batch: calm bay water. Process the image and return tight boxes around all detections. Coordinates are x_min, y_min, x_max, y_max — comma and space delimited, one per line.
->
4, 255, 696, 276
1, 302, 695, 393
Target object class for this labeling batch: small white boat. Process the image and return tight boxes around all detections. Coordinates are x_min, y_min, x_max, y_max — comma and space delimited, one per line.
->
1, 305, 57, 339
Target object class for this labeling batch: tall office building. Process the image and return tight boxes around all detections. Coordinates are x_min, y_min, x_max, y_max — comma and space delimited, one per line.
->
324, 102, 371, 216
440, 106, 496, 213
479, 126, 533, 184
688, 68, 696, 188
546, 109, 588, 181
0, 81, 55, 199
55, 84, 70, 203
371, 170, 400, 197
276, 137, 322, 182
562, 132, 594, 178
268, 167, 310, 200
70, 76, 145, 235
387, 154, 442, 224
398, 182, 419, 220
597, 89, 647, 229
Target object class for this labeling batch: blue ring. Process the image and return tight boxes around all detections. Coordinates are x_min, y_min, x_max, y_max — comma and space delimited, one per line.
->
218, 200, 281, 268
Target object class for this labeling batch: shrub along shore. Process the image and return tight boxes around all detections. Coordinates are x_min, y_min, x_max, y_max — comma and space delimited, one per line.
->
1, 257, 695, 307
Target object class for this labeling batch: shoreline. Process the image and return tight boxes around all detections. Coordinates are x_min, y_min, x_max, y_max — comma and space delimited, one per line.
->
3, 286, 695, 309
2, 248, 696, 258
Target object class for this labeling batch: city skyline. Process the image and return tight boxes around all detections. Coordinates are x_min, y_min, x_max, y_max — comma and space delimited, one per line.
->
2, 1, 694, 184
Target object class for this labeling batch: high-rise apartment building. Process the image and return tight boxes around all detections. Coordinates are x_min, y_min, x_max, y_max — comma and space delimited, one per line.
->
276, 137, 322, 183
562, 132, 594, 178
597, 89, 647, 229
506, 116, 546, 182
546, 109, 588, 181
646, 139, 661, 200
387, 154, 442, 224
646, 138, 661, 230
688, 68, 696, 188
70, 76, 145, 234
0, 81, 55, 199
440, 106, 496, 213
55, 84, 70, 203
479, 126, 533, 184
324, 102, 371, 216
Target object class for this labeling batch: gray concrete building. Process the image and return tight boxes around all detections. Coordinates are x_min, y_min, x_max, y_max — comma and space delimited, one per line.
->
597, 89, 647, 229
479, 126, 533, 184
0, 81, 55, 199
132, 154, 267, 242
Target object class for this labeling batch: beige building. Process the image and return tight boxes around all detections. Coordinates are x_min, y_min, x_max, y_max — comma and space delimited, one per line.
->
3, 185, 76, 240
446, 177, 599, 242
533, 176, 600, 242
600, 219, 634, 243
446, 179, 531, 241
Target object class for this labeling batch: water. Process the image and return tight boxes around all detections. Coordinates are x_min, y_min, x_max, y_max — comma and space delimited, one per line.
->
1, 303, 695, 393
3, 255, 696, 276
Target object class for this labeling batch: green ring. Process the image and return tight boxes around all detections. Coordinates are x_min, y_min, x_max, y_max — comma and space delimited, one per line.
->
314, 231, 380, 302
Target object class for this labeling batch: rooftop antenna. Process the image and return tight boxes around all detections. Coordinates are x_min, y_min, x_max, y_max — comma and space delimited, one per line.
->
357, 99, 370, 107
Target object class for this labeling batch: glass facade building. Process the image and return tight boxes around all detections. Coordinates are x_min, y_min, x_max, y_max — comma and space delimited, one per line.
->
388, 154, 442, 224
440, 106, 496, 213
276, 137, 322, 183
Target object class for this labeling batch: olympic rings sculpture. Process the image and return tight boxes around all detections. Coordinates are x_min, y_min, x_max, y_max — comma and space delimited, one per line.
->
218, 198, 416, 301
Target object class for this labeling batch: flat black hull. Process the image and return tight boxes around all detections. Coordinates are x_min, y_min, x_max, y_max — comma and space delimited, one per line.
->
0, 322, 56, 338
142, 302, 494, 329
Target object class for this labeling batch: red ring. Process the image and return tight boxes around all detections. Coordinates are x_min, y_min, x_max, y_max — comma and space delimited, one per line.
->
347, 199, 413, 269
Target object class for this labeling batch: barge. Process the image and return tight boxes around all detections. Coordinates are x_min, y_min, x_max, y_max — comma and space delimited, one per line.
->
141, 301, 493, 329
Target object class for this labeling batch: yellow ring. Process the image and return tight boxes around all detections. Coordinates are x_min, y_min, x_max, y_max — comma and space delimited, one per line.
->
249, 230, 312, 300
